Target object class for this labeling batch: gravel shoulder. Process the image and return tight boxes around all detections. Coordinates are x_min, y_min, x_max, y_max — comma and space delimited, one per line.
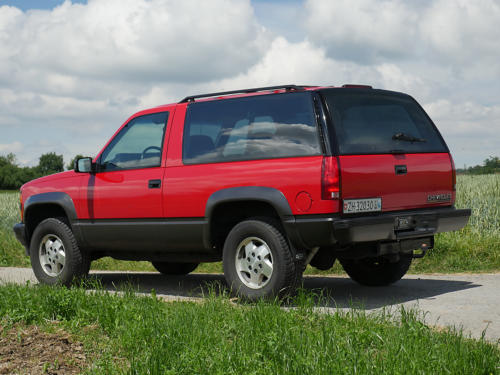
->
1, 267, 498, 342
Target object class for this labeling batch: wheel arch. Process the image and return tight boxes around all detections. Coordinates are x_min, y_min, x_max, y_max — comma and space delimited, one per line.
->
204, 186, 307, 252
23, 192, 80, 252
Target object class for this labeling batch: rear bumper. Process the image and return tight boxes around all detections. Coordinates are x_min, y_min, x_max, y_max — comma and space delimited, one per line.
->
295, 207, 471, 248
13, 223, 28, 253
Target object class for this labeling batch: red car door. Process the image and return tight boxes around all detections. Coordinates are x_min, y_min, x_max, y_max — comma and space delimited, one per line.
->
80, 111, 170, 220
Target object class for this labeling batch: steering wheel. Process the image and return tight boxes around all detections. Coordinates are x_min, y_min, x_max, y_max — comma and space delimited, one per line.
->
141, 146, 161, 159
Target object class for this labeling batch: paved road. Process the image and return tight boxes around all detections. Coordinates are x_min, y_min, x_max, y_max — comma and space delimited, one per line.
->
1, 267, 498, 342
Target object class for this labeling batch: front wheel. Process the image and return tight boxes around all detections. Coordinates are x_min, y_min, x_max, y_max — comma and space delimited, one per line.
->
223, 219, 299, 300
339, 254, 412, 286
151, 261, 199, 275
30, 218, 89, 286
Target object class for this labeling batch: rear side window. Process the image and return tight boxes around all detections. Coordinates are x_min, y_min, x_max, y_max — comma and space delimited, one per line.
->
321, 89, 447, 155
183, 92, 320, 164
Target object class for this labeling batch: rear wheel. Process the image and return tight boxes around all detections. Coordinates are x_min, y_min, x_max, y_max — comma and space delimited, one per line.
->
339, 254, 412, 286
30, 218, 89, 286
223, 219, 300, 300
151, 261, 199, 275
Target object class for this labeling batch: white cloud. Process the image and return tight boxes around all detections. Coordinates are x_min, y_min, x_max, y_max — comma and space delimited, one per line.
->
1, 0, 268, 84
421, 0, 500, 66
304, 0, 419, 62
423, 99, 500, 166
304, 0, 500, 78
0, 0, 498, 169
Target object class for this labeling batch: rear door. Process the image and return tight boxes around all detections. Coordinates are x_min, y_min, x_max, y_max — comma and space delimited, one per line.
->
321, 88, 454, 213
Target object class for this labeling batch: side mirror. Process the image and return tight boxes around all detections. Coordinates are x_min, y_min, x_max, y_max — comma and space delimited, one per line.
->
75, 157, 94, 173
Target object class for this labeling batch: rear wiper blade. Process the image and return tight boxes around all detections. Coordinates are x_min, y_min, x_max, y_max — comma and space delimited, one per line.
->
392, 132, 426, 143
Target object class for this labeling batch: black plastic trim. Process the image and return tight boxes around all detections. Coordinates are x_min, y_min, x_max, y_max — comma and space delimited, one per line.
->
206, 186, 293, 219
13, 223, 27, 253
295, 207, 471, 248
312, 92, 331, 156
73, 218, 209, 254
24, 192, 78, 222
179, 84, 308, 103
22, 192, 83, 249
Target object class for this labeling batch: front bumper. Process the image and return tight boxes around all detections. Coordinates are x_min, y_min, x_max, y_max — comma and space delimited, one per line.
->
295, 207, 471, 248
13, 223, 28, 253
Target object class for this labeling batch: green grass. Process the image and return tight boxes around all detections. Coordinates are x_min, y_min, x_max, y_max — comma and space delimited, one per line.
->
0, 283, 498, 374
0, 190, 30, 268
1, 174, 499, 274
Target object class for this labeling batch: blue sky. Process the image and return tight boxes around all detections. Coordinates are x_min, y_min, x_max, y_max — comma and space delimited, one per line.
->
0, 0, 499, 168
0, 0, 86, 10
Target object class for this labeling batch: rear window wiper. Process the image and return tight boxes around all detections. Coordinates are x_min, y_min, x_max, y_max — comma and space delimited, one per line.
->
392, 132, 426, 143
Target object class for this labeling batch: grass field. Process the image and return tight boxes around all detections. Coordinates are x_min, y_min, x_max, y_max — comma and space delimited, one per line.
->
1, 175, 499, 274
0, 283, 498, 374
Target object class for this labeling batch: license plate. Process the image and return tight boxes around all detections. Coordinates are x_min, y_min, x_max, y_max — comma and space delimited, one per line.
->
343, 198, 382, 214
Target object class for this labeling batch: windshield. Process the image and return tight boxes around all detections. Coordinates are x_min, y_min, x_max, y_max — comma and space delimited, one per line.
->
321, 89, 448, 155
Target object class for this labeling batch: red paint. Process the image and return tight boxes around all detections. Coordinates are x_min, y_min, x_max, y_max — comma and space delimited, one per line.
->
162, 156, 331, 217
339, 153, 454, 212
295, 191, 313, 212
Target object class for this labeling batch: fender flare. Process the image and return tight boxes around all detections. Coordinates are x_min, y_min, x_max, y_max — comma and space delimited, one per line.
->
24, 192, 78, 222
204, 186, 306, 251
205, 186, 293, 219
23, 192, 82, 251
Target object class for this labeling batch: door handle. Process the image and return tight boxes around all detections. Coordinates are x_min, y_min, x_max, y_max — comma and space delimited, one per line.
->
395, 165, 407, 175
148, 179, 161, 189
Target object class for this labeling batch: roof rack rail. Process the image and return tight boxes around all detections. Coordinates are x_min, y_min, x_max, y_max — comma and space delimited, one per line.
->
178, 84, 305, 103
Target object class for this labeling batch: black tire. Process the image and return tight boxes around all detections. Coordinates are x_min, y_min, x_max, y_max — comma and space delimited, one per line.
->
339, 254, 412, 286
30, 218, 89, 286
222, 219, 299, 300
151, 261, 199, 275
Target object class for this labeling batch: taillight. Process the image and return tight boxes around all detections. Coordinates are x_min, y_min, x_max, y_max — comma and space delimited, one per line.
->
322, 156, 340, 200
450, 155, 456, 191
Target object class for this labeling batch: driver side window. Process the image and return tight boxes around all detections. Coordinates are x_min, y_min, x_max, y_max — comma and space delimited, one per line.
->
100, 112, 168, 171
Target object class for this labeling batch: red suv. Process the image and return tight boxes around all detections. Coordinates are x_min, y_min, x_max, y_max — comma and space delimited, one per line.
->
13, 84, 470, 299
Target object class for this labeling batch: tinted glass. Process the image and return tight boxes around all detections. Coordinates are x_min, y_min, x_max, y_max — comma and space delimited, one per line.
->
100, 112, 168, 171
183, 92, 320, 164
321, 89, 447, 154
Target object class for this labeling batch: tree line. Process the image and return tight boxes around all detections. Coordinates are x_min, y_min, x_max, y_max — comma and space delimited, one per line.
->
456, 156, 500, 175
0, 152, 83, 190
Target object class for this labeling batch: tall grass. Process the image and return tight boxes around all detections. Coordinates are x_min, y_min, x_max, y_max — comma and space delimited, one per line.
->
0, 283, 498, 374
455, 174, 500, 235
1, 175, 499, 273
0, 190, 29, 267
411, 174, 500, 273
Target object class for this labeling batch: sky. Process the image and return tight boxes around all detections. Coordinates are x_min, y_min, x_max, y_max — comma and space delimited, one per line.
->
0, 0, 499, 169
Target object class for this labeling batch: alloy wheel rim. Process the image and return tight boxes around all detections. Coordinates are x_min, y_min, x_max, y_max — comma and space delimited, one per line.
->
39, 234, 66, 277
234, 236, 273, 289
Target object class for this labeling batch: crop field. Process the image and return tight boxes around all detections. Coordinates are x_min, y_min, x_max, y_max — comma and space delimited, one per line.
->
1, 175, 499, 273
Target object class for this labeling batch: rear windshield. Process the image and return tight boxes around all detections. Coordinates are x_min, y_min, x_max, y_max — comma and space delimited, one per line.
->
321, 89, 447, 155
